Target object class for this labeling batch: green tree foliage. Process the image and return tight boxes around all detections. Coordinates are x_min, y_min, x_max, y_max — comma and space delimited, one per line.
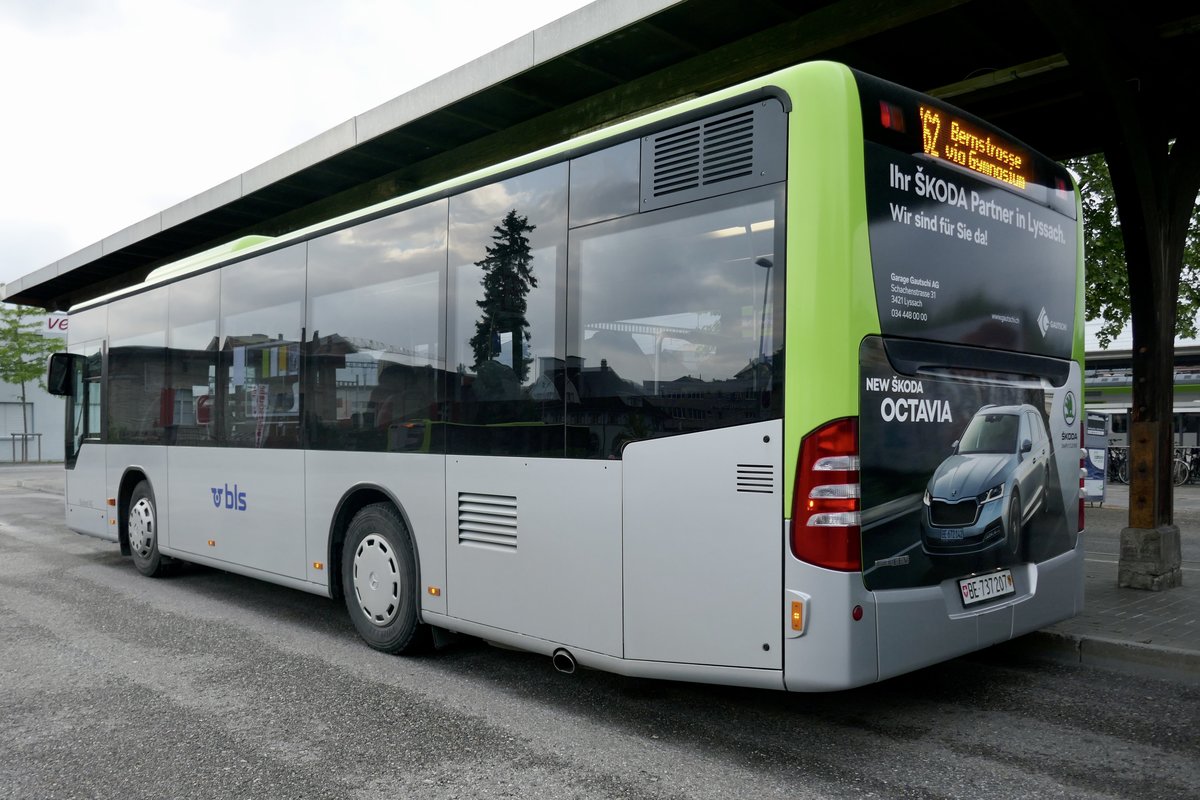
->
0, 303, 60, 442
468, 209, 538, 382
1069, 152, 1200, 347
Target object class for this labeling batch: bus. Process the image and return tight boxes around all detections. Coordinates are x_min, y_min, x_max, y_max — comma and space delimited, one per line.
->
45, 61, 1085, 691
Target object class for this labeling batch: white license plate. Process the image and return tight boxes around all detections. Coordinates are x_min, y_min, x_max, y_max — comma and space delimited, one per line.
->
958, 570, 1015, 607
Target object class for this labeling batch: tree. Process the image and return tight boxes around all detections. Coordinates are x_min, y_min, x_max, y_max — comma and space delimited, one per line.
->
468, 209, 538, 383
0, 303, 59, 459
1069, 153, 1200, 348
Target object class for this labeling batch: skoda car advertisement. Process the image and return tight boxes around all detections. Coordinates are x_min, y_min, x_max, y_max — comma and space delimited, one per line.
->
857, 339, 1080, 594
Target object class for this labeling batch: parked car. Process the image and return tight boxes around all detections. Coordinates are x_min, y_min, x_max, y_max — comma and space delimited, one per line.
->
921, 404, 1052, 557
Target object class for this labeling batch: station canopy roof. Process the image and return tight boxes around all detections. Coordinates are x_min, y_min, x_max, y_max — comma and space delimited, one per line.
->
5, 0, 1198, 310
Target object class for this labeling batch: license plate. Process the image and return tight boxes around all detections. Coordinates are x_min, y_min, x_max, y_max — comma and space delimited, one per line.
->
939, 528, 964, 540
959, 569, 1015, 607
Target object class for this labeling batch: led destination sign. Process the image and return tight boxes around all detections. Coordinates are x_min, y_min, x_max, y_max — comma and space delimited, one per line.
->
918, 106, 1029, 191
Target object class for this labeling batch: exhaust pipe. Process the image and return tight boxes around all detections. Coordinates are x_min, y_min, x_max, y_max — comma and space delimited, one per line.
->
551, 648, 576, 674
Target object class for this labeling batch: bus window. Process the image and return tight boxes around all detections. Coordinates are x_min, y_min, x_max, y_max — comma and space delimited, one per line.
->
447, 164, 567, 457
306, 200, 447, 452
218, 247, 305, 448
107, 286, 168, 445
567, 184, 784, 458
167, 270, 220, 446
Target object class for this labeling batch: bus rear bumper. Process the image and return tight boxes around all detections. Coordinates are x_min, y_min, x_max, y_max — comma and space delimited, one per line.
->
782, 535, 1085, 691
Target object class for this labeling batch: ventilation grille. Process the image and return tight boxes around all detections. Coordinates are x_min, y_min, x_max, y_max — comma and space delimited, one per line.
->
458, 493, 517, 551
640, 99, 785, 212
736, 464, 774, 494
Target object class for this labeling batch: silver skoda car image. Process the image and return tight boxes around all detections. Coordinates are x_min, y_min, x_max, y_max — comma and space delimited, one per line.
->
921, 404, 1052, 556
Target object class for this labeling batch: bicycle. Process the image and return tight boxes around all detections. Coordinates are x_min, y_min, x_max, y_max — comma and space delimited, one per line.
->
1173, 454, 1190, 486
1107, 446, 1129, 484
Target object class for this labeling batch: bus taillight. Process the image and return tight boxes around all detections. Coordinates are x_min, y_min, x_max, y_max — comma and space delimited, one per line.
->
792, 417, 862, 571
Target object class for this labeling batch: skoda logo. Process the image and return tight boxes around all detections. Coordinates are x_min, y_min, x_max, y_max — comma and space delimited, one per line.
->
1062, 391, 1077, 427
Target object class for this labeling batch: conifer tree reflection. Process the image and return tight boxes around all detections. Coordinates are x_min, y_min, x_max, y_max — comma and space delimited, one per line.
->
468, 210, 538, 382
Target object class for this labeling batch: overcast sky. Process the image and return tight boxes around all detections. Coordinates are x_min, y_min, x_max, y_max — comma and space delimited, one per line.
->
0, 0, 593, 288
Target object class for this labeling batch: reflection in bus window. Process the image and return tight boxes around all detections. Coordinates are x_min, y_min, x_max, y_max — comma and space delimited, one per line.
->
219, 248, 305, 448
167, 270, 220, 446
306, 200, 446, 452
106, 288, 168, 445
448, 164, 567, 457
567, 185, 784, 458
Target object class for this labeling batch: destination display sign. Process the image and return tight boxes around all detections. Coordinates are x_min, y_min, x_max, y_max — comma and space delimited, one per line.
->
918, 105, 1029, 191
856, 71, 1079, 360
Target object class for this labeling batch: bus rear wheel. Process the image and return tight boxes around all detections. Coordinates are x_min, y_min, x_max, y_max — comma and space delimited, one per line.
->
128, 480, 172, 578
342, 503, 430, 654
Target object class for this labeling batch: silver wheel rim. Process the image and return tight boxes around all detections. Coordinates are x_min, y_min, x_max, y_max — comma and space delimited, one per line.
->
352, 534, 400, 626
129, 497, 155, 559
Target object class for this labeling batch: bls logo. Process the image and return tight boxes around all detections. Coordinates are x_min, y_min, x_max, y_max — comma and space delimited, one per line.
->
211, 483, 248, 512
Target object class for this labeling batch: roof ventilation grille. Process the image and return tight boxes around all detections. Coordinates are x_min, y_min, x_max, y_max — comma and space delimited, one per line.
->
641, 99, 785, 212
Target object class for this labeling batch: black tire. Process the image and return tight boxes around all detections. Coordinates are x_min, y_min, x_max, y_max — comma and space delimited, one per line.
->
128, 480, 171, 577
1006, 488, 1022, 556
342, 503, 430, 654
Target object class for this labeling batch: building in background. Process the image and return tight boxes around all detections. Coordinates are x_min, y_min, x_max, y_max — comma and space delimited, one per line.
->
0, 294, 66, 462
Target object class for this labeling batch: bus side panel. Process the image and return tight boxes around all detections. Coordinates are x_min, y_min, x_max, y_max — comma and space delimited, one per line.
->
167, 448, 307, 581
65, 443, 110, 540
105, 444, 168, 545
623, 420, 782, 670
303, 451, 447, 610
444, 457, 622, 658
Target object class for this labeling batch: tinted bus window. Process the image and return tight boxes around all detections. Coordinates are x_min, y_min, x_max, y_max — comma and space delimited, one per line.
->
447, 164, 567, 457
568, 140, 640, 228
219, 247, 305, 448
567, 185, 784, 458
306, 200, 447, 452
167, 270, 220, 446
107, 287, 168, 444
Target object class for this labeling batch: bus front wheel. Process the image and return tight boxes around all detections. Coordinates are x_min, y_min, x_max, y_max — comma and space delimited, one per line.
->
128, 480, 172, 578
341, 503, 430, 654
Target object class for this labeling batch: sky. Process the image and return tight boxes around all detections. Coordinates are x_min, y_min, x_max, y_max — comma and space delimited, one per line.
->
0, 0, 593, 288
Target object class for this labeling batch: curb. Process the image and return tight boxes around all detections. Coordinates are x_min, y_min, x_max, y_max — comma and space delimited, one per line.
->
1019, 630, 1200, 685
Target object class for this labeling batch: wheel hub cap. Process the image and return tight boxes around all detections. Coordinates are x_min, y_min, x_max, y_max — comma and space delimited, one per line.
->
129, 498, 155, 558
353, 534, 400, 626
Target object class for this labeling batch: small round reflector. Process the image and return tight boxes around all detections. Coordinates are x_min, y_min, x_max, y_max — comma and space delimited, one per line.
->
851, 605, 863, 621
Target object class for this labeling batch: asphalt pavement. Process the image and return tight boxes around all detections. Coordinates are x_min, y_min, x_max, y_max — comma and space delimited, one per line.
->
3, 463, 1197, 684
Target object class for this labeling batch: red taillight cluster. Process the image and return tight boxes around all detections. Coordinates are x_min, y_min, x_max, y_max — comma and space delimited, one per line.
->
791, 418, 862, 571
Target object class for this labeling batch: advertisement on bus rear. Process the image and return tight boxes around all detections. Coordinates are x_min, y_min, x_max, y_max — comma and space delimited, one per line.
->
861, 143, 1077, 361
858, 338, 1080, 591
